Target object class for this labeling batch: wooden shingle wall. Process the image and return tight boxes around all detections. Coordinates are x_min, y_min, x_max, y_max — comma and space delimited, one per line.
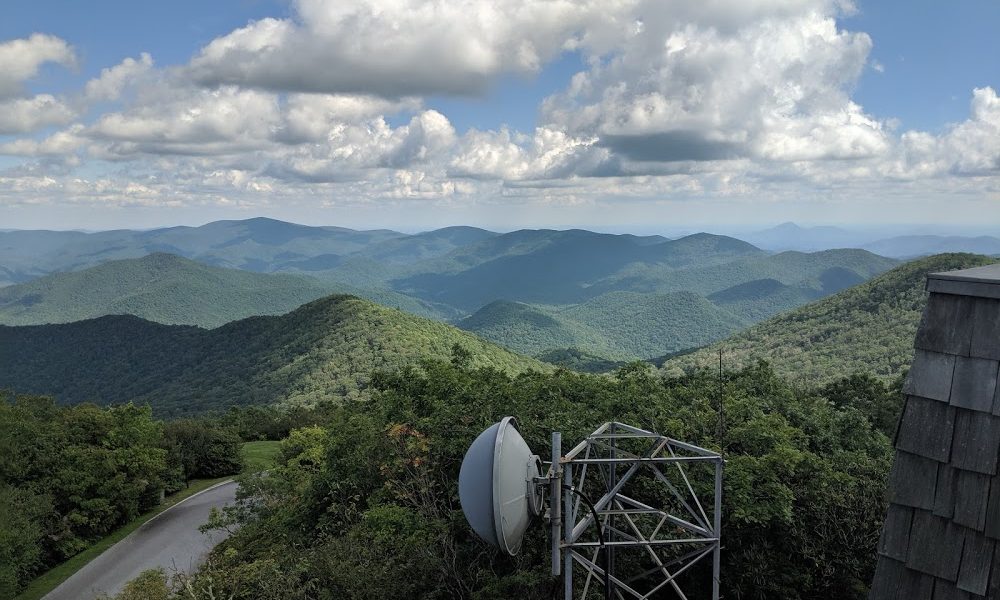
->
871, 264, 1000, 600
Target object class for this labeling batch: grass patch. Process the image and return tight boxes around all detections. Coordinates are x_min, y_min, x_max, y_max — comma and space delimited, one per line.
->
14, 476, 230, 600
242, 439, 282, 473
15, 440, 282, 600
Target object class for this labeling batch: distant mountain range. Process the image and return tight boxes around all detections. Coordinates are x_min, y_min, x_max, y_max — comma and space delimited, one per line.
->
662, 253, 999, 382
740, 222, 1000, 257
0, 295, 544, 415
3, 215, 994, 415
861, 235, 1000, 258
0, 218, 907, 363
0, 217, 451, 286
742, 222, 874, 252
0, 253, 455, 325
392, 230, 767, 310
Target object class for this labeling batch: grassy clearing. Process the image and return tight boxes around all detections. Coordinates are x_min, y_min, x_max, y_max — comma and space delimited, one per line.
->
242, 439, 282, 472
16, 440, 283, 600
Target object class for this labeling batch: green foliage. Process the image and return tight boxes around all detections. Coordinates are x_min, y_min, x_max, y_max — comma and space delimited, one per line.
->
105, 569, 171, 600
535, 348, 625, 373
0, 252, 455, 327
0, 396, 171, 595
460, 292, 748, 361
707, 278, 822, 321
665, 253, 999, 383
162, 420, 244, 490
216, 404, 332, 441
2, 226, 899, 368
0, 394, 249, 597
393, 231, 894, 313
182, 359, 896, 600
820, 372, 904, 437
561, 290, 748, 358
0, 486, 51, 599
603, 248, 898, 298
0, 294, 547, 415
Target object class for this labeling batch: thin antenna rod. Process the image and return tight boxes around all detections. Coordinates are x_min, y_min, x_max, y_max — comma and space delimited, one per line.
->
717, 349, 725, 449
607, 424, 616, 600
552, 432, 562, 577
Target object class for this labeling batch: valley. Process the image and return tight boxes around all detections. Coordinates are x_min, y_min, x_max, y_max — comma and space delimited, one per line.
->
2, 218, 997, 600
1, 219, 902, 364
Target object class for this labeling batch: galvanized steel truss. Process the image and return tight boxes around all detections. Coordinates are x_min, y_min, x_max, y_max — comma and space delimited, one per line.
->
549, 422, 722, 600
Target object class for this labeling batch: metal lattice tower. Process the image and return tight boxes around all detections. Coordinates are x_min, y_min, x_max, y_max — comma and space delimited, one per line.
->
548, 422, 723, 600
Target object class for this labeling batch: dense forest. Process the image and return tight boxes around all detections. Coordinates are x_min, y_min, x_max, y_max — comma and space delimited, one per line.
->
665, 253, 999, 383
0, 395, 251, 597
109, 351, 902, 600
2, 221, 902, 367
459, 291, 747, 360
0, 295, 545, 414
0, 253, 334, 328
0, 253, 457, 325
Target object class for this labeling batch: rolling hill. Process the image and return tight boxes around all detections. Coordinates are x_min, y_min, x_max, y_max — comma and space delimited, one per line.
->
707, 278, 822, 321
0, 217, 407, 282
354, 226, 498, 265
0, 221, 906, 372
0, 253, 456, 326
457, 300, 621, 358
861, 235, 1000, 258
559, 290, 748, 358
589, 248, 897, 298
662, 253, 999, 383
459, 291, 748, 360
0, 294, 545, 415
393, 230, 767, 310
451, 248, 897, 363
0, 253, 334, 327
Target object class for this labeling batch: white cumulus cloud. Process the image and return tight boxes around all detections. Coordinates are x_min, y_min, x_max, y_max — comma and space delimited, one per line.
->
84, 53, 154, 102
541, 1, 887, 167
187, 0, 636, 97
0, 95, 76, 134
0, 34, 76, 99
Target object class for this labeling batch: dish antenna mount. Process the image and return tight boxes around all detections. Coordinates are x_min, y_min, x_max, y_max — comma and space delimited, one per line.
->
460, 419, 724, 600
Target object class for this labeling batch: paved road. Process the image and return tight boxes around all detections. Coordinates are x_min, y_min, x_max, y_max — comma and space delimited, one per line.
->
44, 480, 238, 600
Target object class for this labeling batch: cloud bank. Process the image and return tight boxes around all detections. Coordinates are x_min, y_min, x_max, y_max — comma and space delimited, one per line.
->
0, 0, 997, 225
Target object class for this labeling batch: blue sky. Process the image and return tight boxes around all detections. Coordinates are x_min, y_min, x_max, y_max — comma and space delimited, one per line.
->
0, 0, 997, 231
844, 1, 1000, 132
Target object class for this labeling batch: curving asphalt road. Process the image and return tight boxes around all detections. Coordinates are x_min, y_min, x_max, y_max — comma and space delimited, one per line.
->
44, 479, 238, 600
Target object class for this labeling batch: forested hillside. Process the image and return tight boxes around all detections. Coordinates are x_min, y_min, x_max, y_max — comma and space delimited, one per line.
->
587, 248, 896, 299
663, 253, 999, 382
0, 295, 545, 415
460, 292, 747, 360
0, 253, 455, 326
0, 396, 246, 597
392, 231, 769, 309
453, 249, 897, 363
2, 220, 902, 366
0, 218, 405, 283
458, 300, 618, 357
125, 357, 900, 600
0, 253, 334, 327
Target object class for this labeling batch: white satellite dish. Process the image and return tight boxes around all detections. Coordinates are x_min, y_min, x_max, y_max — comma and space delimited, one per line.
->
459, 416, 543, 555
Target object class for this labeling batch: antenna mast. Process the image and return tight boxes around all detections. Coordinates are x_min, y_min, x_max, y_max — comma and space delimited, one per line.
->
460, 418, 724, 599
550, 422, 723, 600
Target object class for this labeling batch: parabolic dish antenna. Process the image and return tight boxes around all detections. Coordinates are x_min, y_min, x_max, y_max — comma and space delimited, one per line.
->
459, 416, 542, 555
